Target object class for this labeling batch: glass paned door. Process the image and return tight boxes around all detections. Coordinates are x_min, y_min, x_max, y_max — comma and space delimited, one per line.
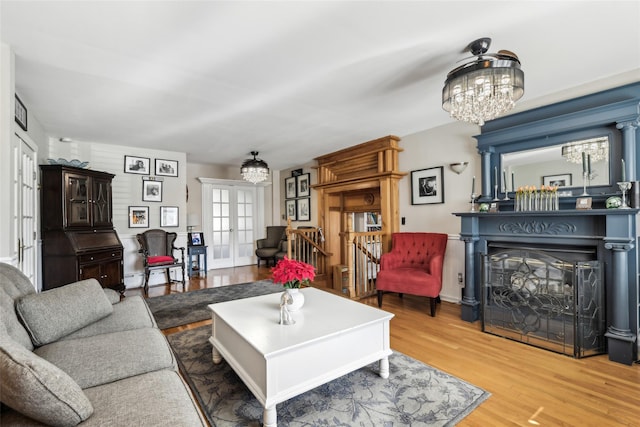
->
208, 185, 257, 268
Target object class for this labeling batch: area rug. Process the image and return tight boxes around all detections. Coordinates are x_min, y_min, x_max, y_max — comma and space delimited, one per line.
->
147, 280, 282, 329
167, 325, 490, 426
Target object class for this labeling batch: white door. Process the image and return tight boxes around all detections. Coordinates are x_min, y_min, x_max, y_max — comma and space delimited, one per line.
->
206, 184, 257, 269
12, 133, 37, 286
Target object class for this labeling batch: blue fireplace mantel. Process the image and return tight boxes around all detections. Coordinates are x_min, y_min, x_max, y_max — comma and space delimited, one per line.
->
454, 209, 637, 365
455, 83, 640, 365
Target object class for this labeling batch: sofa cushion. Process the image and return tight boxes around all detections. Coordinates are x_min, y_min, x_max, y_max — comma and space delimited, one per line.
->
16, 279, 113, 347
0, 287, 34, 351
35, 328, 176, 389
60, 296, 156, 341
0, 331, 93, 427
81, 370, 206, 427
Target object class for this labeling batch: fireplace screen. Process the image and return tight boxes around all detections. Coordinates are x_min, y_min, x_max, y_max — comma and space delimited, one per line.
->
483, 249, 605, 358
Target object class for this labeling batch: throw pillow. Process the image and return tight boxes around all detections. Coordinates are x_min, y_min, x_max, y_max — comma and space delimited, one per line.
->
16, 279, 113, 346
0, 332, 93, 426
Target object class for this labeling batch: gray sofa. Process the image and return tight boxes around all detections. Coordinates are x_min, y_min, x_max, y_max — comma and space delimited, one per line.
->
0, 263, 206, 426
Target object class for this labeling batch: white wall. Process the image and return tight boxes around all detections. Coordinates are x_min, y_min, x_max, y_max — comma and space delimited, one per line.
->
398, 120, 481, 234
49, 139, 187, 288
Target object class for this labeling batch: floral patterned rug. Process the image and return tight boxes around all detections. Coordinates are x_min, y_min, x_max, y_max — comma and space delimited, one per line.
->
146, 280, 281, 329
167, 325, 490, 426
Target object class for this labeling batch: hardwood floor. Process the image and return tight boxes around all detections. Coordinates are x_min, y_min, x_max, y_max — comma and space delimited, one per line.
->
127, 266, 640, 426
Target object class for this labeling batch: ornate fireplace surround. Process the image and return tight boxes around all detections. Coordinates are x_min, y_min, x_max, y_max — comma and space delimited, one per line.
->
456, 83, 640, 365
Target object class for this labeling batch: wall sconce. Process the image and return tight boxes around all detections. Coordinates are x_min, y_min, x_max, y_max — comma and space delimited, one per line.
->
449, 162, 469, 175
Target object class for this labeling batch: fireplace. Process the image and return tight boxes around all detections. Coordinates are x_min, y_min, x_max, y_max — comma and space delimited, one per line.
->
483, 245, 605, 357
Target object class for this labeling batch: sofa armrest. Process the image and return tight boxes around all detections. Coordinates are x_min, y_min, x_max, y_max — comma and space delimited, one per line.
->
256, 238, 268, 249
429, 254, 445, 280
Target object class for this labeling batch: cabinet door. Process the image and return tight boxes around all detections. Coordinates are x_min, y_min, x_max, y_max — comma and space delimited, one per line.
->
92, 177, 113, 227
79, 263, 101, 282
65, 173, 91, 227
100, 259, 123, 289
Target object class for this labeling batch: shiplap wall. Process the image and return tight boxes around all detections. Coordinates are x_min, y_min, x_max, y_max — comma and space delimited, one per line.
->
48, 139, 187, 288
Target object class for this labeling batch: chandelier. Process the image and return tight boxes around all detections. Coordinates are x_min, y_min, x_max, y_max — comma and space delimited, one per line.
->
240, 151, 269, 184
442, 38, 524, 126
561, 137, 609, 164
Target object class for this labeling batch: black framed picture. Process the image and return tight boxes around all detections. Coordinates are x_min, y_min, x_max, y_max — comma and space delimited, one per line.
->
411, 166, 444, 205
160, 206, 179, 227
285, 199, 297, 221
188, 232, 204, 246
155, 159, 178, 177
124, 155, 150, 174
285, 176, 297, 199
297, 198, 310, 221
128, 206, 149, 228
297, 173, 310, 197
142, 179, 162, 202
542, 173, 572, 188
15, 95, 27, 131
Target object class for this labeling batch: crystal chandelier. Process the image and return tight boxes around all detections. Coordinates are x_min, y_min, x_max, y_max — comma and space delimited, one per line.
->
240, 151, 269, 184
442, 38, 524, 126
561, 137, 609, 164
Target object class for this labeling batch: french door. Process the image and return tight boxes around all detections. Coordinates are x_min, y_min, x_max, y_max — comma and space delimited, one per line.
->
203, 182, 260, 269
12, 133, 37, 286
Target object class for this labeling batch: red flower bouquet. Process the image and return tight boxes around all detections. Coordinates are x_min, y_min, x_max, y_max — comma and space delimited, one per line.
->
271, 257, 315, 289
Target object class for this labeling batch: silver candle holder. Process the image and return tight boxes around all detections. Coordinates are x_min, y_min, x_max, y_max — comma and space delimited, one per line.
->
618, 181, 631, 209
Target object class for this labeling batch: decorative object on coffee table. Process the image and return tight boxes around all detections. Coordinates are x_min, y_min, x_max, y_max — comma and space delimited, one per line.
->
271, 257, 315, 311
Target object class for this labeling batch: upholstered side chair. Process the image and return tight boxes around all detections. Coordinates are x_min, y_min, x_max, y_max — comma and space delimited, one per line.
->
137, 229, 185, 296
255, 225, 287, 267
376, 232, 448, 317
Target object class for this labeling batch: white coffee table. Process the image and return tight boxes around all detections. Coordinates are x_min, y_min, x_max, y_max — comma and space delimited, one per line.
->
208, 287, 393, 427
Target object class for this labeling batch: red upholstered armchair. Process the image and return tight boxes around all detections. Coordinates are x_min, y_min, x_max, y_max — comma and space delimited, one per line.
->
376, 232, 448, 317
137, 229, 185, 296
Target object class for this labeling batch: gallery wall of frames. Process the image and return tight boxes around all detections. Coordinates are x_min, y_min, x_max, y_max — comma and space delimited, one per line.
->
284, 169, 311, 221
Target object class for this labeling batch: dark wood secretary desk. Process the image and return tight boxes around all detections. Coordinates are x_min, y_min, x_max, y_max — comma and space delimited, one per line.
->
40, 165, 124, 294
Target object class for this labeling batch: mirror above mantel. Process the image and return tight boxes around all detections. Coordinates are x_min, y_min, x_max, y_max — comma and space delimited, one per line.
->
502, 135, 611, 191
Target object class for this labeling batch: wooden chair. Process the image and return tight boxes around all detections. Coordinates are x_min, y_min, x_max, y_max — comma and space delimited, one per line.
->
376, 232, 448, 317
137, 229, 185, 296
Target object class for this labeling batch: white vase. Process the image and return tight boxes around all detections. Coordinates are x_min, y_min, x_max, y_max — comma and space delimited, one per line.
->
285, 288, 305, 311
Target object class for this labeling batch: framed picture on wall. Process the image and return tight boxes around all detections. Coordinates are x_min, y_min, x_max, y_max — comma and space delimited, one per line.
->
128, 206, 149, 228
297, 198, 310, 221
297, 173, 310, 197
285, 176, 297, 199
285, 199, 297, 221
124, 155, 150, 174
411, 166, 444, 205
15, 95, 27, 131
155, 159, 178, 177
142, 179, 162, 202
160, 206, 179, 227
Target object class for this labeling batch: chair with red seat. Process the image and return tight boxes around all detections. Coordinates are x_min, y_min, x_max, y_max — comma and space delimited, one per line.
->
376, 232, 448, 317
137, 229, 185, 296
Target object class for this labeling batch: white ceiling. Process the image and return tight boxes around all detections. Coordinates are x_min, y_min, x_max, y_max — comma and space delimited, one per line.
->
1, 1, 639, 170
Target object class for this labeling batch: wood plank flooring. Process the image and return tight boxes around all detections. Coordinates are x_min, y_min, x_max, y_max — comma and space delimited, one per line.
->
127, 266, 640, 426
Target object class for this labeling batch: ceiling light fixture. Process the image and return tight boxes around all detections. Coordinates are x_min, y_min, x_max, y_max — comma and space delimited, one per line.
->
442, 37, 524, 126
561, 136, 609, 164
240, 151, 269, 184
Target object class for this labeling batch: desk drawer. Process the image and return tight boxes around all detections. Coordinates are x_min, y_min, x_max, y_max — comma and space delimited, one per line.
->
79, 250, 122, 264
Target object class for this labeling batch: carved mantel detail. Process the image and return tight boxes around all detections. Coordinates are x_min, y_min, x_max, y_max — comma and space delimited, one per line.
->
498, 221, 577, 235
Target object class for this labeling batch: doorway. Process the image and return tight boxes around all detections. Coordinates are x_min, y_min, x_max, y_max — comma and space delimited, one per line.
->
201, 181, 261, 269
12, 133, 38, 286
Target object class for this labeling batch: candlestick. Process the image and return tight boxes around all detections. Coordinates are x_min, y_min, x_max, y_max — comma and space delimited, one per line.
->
494, 167, 497, 186
472, 176, 475, 195
582, 152, 587, 174
511, 172, 515, 193
502, 170, 507, 193
622, 158, 626, 182
587, 154, 591, 175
